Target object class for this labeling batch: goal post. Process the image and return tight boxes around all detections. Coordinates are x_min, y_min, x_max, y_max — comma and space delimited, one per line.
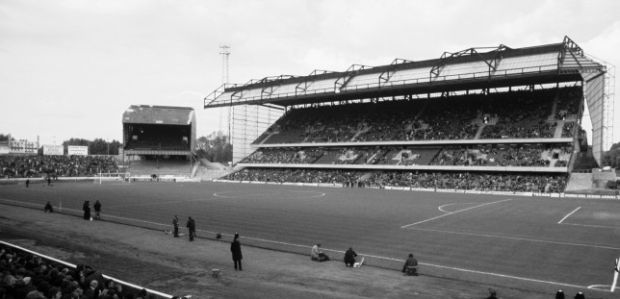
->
95, 172, 130, 184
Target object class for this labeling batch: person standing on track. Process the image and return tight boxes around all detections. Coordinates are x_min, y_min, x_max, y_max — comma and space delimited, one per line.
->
186, 217, 196, 241
25, 179, 30, 188
82, 201, 91, 220
172, 215, 179, 237
93, 200, 102, 220
231, 233, 243, 271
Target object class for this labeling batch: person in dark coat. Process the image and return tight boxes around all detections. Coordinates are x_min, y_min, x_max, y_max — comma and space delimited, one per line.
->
172, 215, 179, 238
402, 253, 418, 275
186, 217, 195, 241
555, 290, 565, 299
44, 201, 54, 213
82, 201, 91, 220
93, 200, 102, 220
230, 233, 243, 270
25, 179, 30, 188
344, 247, 357, 267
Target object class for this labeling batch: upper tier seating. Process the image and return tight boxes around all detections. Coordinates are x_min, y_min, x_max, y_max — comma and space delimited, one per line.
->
256, 87, 582, 144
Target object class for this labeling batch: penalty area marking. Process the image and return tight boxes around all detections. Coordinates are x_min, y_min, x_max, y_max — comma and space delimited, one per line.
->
401, 198, 513, 229
588, 284, 617, 292
438, 202, 476, 213
558, 206, 581, 224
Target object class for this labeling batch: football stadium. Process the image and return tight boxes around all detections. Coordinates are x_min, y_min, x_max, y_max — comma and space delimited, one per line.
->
1, 33, 619, 298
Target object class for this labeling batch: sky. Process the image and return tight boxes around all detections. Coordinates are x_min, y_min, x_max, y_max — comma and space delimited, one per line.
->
1, 0, 619, 146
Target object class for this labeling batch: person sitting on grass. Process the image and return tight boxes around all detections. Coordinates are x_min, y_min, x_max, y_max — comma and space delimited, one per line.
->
44, 201, 54, 213
402, 253, 418, 276
311, 243, 329, 262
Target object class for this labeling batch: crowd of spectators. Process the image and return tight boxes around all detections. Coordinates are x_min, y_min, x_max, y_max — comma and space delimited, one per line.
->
0, 155, 119, 178
562, 122, 576, 138
257, 87, 582, 144
240, 144, 572, 168
479, 90, 556, 139
0, 245, 156, 299
368, 171, 566, 193
225, 168, 567, 193
240, 148, 324, 164
555, 87, 582, 120
225, 168, 362, 186
430, 144, 572, 167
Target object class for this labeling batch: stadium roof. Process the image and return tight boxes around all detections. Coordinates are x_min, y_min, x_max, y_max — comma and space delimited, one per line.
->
204, 36, 606, 109
122, 105, 195, 125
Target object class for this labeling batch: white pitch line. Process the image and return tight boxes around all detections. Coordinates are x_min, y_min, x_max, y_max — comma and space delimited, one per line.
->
560, 222, 620, 229
420, 261, 591, 291
407, 227, 620, 250
401, 198, 513, 229
558, 206, 581, 224
438, 202, 475, 213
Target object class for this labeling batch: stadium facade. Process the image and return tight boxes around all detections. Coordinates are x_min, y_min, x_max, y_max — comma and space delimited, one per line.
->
122, 105, 196, 157
204, 36, 613, 192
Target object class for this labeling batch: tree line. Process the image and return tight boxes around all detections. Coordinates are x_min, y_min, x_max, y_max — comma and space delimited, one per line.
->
1, 132, 232, 163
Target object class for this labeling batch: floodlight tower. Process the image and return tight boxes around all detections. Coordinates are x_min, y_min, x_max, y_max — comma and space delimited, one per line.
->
220, 45, 231, 85
219, 45, 231, 141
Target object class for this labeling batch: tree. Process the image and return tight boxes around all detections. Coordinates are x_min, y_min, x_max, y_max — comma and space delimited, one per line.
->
195, 132, 232, 163
89, 138, 108, 155
602, 142, 620, 168
62, 138, 122, 155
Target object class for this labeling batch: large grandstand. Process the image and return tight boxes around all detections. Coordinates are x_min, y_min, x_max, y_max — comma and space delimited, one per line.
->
122, 105, 196, 178
205, 36, 613, 194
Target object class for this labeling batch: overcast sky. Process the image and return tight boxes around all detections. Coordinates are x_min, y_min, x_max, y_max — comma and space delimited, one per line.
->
1, 0, 619, 146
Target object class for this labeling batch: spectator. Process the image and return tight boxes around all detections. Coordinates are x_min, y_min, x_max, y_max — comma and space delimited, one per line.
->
44, 201, 54, 213
311, 244, 329, 262
172, 215, 179, 238
0, 244, 161, 299
93, 200, 102, 220
83, 280, 99, 299
402, 253, 418, 276
230, 233, 243, 271
186, 217, 196, 241
555, 289, 565, 299
574, 291, 585, 299
82, 201, 91, 220
344, 247, 357, 267
486, 288, 499, 299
